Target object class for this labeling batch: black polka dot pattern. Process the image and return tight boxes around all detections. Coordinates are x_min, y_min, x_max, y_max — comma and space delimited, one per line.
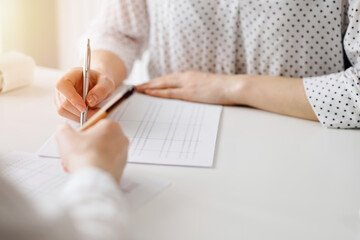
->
304, 2, 360, 128
86, 0, 150, 74
87, 0, 360, 128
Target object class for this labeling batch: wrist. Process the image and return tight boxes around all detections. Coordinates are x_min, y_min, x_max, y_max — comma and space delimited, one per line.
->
224, 75, 252, 105
61, 167, 121, 200
66, 154, 124, 182
92, 64, 117, 86
69, 166, 111, 179
91, 50, 127, 87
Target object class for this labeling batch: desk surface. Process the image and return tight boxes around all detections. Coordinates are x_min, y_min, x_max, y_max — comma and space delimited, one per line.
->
1, 67, 360, 240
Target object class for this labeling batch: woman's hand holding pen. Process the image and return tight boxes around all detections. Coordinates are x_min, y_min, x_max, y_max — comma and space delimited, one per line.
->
54, 67, 115, 121
55, 50, 127, 122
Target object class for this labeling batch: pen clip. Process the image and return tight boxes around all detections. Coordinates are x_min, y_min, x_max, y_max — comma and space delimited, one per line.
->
80, 39, 91, 127
83, 39, 91, 100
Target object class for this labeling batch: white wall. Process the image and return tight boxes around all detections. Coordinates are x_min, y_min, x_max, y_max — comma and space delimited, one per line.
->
56, 0, 148, 84
0, 0, 58, 67
0, 0, 148, 83
56, 0, 102, 70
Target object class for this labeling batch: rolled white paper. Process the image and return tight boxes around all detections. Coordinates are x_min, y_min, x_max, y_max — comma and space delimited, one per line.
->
0, 52, 36, 93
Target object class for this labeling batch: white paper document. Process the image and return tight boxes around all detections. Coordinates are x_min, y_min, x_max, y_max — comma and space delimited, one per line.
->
38, 93, 222, 167
1, 151, 170, 211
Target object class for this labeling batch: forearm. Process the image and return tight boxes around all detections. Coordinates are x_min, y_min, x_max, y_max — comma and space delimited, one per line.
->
61, 168, 129, 240
231, 75, 318, 121
91, 50, 127, 87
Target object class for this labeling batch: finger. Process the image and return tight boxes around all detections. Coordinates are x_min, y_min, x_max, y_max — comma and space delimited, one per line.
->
58, 108, 99, 124
136, 78, 173, 90
136, 75, 181, 92
56, 124, 78, 171
86, 108, 101, 120
144, 88, 184, 100
86, 119, 124, 138
82, 118, 113, 134
79, 108, 109, 133
62, 161, 69, 173
96, 119, 120, 129
86, 75, 114, 107
56, 123, 76, 144
55, 93, 81, 121
56, 79, 86, 112
135, 84, 147, 93
57, 93, 81, 117
57, 106, 81, 122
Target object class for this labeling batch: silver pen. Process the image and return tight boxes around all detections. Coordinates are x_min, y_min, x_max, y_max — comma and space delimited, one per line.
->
80, 39, 91, 127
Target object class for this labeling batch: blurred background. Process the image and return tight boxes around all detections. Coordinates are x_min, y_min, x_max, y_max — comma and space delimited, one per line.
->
0, 0, 148, 81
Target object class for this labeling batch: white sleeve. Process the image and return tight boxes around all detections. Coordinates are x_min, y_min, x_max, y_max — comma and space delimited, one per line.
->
303, 2, 360, 128
85, 0, 149, 75
0, 168, 129, 240
60, 167, 130, 240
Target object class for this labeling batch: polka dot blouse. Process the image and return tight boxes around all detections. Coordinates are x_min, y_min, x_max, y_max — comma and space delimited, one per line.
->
87, 0, 360, 129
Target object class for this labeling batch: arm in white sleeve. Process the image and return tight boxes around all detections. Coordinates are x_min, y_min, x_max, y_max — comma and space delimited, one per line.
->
85, 0, 149, 75
303, 1, 360, 128
0, 168, 129, 240
60, 167, 130, 240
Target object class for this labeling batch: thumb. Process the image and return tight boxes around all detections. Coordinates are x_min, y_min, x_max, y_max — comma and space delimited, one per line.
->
86, 75, 114, 107
56, 123, 76, 145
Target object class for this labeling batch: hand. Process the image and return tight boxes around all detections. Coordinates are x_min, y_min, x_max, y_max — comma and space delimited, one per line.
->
55, 119, 129, 182
136, 71, 244, 105
55, 67, 115, 122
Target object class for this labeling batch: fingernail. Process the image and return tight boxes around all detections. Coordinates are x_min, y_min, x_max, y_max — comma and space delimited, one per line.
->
88, 94, 98, 106
61, 162, 69, 173
63, 166, 69, 173
76, 104, 85, 112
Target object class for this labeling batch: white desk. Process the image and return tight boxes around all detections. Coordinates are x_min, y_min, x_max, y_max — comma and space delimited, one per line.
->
1, 67, 360, 240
